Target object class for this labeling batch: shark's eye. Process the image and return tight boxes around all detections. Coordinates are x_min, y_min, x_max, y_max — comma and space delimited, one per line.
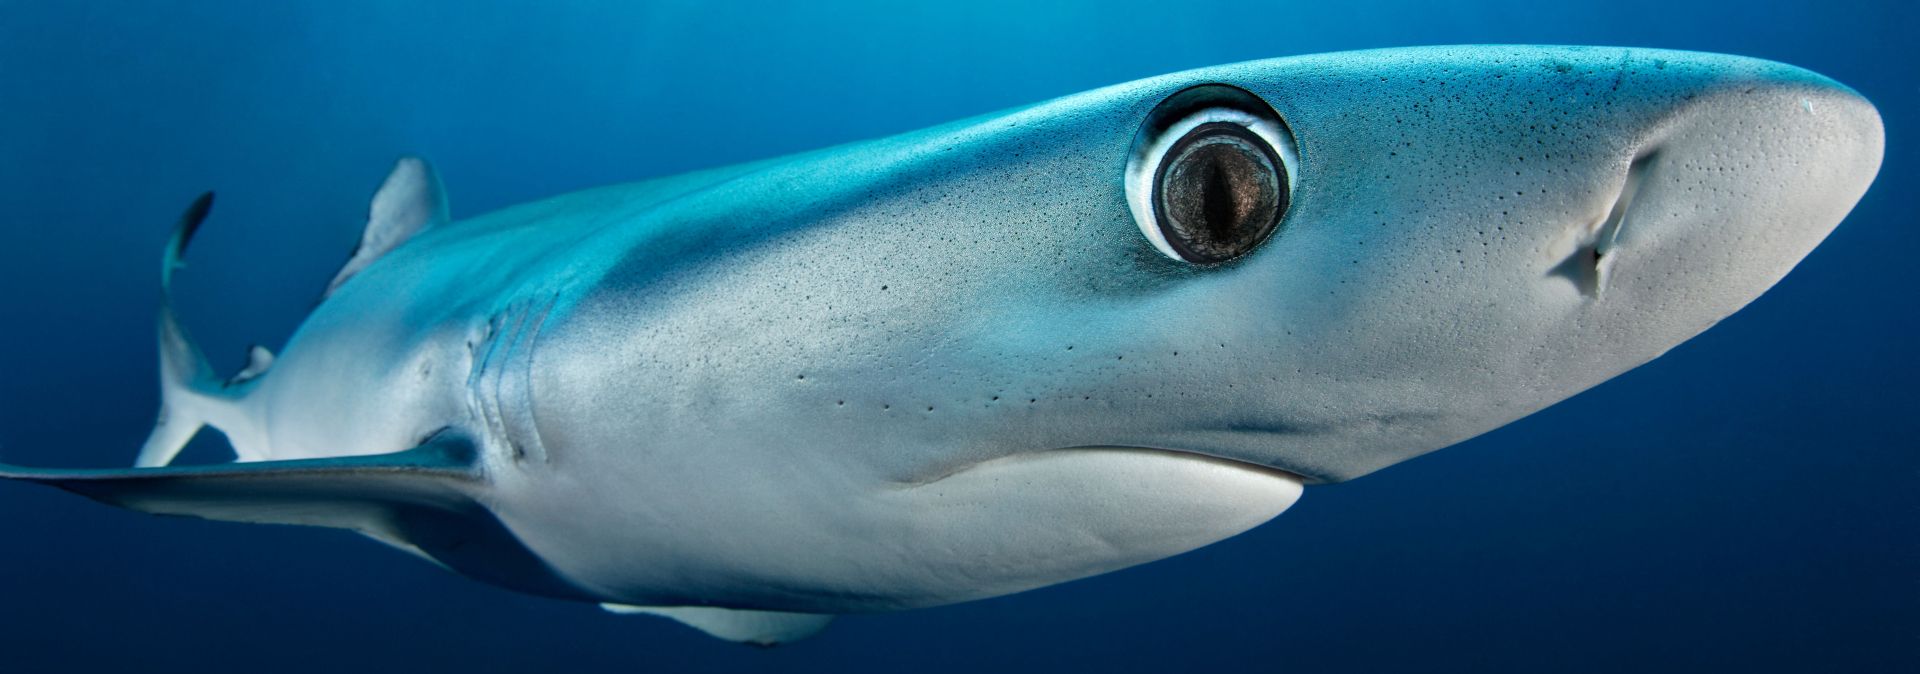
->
1127, 86, 1297, 264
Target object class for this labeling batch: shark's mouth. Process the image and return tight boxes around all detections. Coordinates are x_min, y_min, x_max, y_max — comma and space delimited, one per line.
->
855, 444, 1305, 611
901, 445, 1304, 491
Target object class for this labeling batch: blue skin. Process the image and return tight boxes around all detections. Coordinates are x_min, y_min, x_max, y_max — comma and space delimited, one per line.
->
0, 46, 1884, 639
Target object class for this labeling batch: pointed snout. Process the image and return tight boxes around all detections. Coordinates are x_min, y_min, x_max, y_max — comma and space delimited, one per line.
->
1208, 48, 1886, 482
1594, 60, 1883, 337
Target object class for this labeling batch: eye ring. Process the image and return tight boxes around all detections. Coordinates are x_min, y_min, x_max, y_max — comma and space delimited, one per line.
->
1125, 85, 1298, 264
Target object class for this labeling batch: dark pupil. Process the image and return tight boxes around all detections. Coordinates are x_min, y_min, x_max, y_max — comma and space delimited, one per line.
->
1153, 122, 1286, 263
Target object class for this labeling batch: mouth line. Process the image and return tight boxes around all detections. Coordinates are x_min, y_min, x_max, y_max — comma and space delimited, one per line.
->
896, 444, 1301, 490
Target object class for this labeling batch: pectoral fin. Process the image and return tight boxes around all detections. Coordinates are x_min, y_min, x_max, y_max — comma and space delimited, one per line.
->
3, 439, 598, 601
2, 440, 480, 534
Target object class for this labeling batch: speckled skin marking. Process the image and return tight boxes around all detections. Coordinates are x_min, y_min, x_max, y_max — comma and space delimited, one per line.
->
27, 47, 1891, 621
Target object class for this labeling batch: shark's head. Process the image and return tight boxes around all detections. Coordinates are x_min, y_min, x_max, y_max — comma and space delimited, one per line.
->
511, 47, 1882, 611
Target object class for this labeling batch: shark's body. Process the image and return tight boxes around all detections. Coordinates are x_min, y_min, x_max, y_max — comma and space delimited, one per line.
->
0, 46, 1883, 644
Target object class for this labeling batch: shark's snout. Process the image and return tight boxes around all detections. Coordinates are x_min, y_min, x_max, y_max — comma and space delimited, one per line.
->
1583, 66, 1883, 330
1143, 49, 1887, 483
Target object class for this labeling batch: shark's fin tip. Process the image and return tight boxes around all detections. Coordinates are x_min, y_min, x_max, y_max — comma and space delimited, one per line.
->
325, 157, 449, 296
600, 603, 834, 646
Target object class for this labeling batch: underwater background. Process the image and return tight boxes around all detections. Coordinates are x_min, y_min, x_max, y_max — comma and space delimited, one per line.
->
0, 1, 1911, 671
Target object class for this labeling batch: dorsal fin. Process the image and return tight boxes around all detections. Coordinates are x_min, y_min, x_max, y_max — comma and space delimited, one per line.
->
325, 157, 449, 296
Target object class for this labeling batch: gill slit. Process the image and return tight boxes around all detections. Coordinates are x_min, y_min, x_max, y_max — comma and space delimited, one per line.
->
468, 292, 559, 468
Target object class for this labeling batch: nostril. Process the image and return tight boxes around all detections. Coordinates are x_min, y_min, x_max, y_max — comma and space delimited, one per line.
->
1595, 149, 1659, 260
1549, 148, 1660, 298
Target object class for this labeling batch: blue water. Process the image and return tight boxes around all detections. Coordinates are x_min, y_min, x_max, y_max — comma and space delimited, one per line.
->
0, 1, 1912, 671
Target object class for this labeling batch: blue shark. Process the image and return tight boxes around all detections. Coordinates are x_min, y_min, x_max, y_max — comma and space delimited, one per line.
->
0, 46, 1883, 645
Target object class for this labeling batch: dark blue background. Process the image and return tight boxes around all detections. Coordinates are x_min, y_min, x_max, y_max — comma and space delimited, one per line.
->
1, 1, 1912, 671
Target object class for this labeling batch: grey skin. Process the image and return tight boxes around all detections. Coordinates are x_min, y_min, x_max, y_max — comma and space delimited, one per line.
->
0, 46, 1884, 644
